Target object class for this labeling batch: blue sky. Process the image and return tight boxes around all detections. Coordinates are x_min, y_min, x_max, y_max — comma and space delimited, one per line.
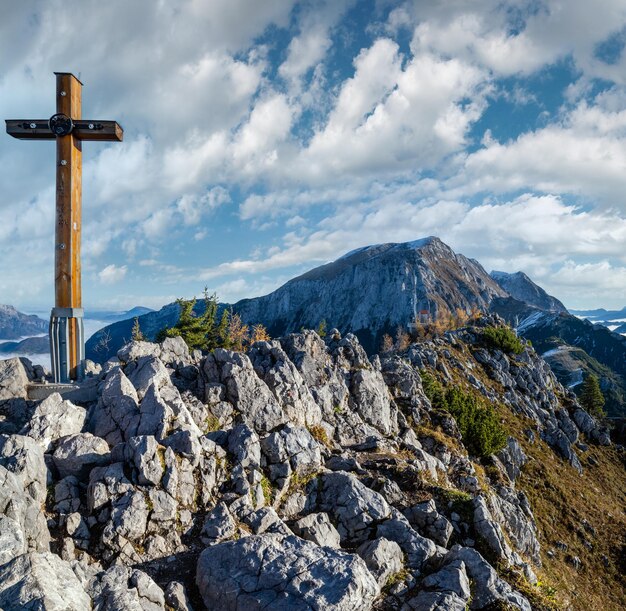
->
1, 0, 625, 311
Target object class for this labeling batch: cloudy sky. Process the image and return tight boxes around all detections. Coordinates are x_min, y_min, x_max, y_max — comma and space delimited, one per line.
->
2, 0, 625, 312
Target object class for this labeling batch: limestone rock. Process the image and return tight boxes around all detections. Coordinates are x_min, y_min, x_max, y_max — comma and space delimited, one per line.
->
91, 565, 166, 610
204, 349, 286, 433
357, 537, 404, 586
20, 392, 87, 451
404, 499, 453, 547
196, 534, 380, 610
53, 433, 110, 480
118, 340, 162, 364
0, 357, 31, 401
349, 368, 396, 435
261, 423, 321, 477
165, 581, 194, 611
422, 559, 471, 600
0, 465, 50, 552
249, 341, 322, 426
0, 434, 48, 503
93, 367, 141, 445
159, 336, 191, 367
0, 514, 26, 565
317, 471, 391, 544
201, 502, 236, 544
403, 590, 467, 611
0, 551, 91, 610
292, 512, 341, 548
446, 546, 531, 610
128, 355, 170, 401
228, 423, 261, 469
123, 435, 164, 486
376, 516, 437, 571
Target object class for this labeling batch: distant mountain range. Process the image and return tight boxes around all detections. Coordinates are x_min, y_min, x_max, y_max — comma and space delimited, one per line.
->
86, 306, 154, 323
85, 237, 626, 417
0, 305, 47, 339
568, 306, 626, 335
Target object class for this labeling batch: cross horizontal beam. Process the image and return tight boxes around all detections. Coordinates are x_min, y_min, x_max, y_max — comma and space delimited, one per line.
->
5, 119, 123, 141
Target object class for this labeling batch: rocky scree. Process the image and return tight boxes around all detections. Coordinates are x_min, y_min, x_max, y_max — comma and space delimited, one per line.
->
0, 327, 613, 610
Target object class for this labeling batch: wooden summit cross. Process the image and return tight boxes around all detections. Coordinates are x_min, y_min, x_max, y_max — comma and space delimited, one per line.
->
6, 73, 123, 383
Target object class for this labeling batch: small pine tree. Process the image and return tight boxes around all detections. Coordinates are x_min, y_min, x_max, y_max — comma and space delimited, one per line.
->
217, 309, 231, 349
157, 290, 221, 351
395, 326, 410, 352
250, 323, 270, 344
316, 319, 327, 338
380, 333, 394, 353
579, 374, 606, 418
131, 317, 145, 342
227, 312, 249, 352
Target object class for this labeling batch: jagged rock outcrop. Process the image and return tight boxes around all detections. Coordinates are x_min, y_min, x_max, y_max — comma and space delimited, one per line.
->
0, 320, 618, 609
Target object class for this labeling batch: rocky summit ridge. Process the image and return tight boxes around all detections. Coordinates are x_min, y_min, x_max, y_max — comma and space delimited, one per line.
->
84, 237, 626, 419
0, 315, 624, 610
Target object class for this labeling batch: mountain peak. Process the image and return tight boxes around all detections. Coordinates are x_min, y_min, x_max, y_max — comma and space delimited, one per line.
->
490, 270, 566, 313
231, 236, 506, 352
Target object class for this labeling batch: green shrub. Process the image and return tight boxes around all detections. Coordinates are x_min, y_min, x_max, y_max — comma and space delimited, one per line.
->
482, 325, 525, 355
421, 372, 507, 458
420, 372, 446, 408
444, 387, 507, 457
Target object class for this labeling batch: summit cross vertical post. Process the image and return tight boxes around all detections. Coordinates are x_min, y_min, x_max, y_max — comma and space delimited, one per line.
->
6, 73, 123, 383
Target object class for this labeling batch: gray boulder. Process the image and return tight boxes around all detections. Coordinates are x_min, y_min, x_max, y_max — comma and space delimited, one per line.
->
472, 495, 514, 565
261, 424, 322, 480
123, 435, 164, 486
204, 349, 286, 433
118, 340, 162, 364
0, 357, 31, 401
52, 433, 110, 480
377, 516, 437, 571
228, 423, 261, 469
0, 465, 49, 552
165, 581, 194, 611
403, 591, 467, 611
403, 499, 453, 547
159, 336, 191, 367
201, 502, 236, 544
496, 437, 527, 482
128, 355, 171, 401
93, 367, 141, 445
0, 551, 91, 610
0, 434, 48, 503
349, 368, 396, 435
21, 392, 87, 451
196, 534, 379, 610
292, 512, 341, 548
356, 537, 404, 586
91, 565, 166, 610
248, 341, 322, 426
0, 515, 26, 565
446, 545, 531, 610
421, 559, 471, 600
317, 472, 391, 544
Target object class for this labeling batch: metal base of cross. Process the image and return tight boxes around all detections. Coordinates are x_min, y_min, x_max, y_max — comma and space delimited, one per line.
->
49, 307, 85, 383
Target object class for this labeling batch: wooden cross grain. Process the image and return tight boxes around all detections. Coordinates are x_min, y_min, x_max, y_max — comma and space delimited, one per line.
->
6, 73, 123, 383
